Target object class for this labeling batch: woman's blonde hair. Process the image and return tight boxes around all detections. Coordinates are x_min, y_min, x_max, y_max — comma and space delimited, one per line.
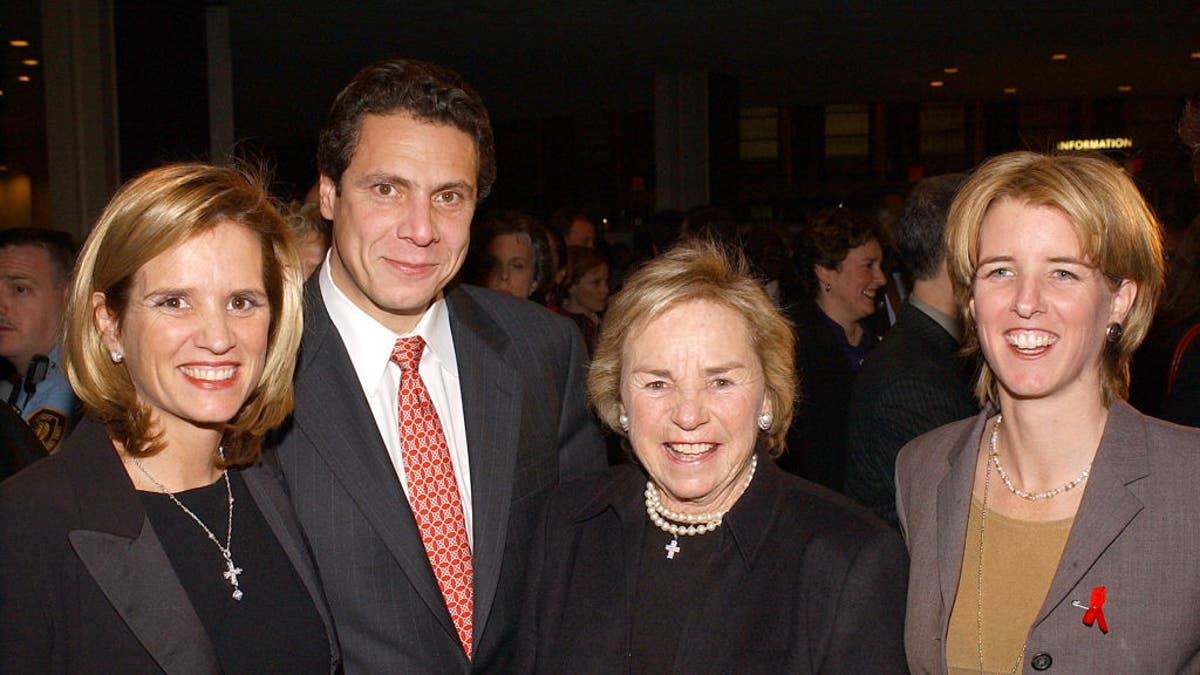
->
63, 163, 304, 465
945, 151, 1165, 407
588, 238, 795, 455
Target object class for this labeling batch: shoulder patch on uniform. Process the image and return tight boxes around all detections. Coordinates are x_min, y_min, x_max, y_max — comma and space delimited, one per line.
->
26, 407, 68, 452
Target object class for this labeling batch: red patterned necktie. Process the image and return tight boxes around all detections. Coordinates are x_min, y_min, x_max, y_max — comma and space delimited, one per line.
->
391, 336, 473, 658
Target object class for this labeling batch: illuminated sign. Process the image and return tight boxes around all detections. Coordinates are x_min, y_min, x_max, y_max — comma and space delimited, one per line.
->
1056, 137, 1133, 151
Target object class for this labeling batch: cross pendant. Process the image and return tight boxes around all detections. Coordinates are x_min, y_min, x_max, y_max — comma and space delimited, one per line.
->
223, 559, 244, 600
664, 538, 680, 559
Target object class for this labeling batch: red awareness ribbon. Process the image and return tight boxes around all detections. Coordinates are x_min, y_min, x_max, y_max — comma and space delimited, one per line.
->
1081, 586, 1108, 633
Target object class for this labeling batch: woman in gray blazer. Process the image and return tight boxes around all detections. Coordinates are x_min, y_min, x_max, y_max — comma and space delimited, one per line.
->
897, 151, 1200, 673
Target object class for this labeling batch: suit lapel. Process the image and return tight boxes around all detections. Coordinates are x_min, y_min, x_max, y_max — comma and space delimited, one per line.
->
1034, 401, 1147, 626
935, 412, 989, 631
293, 281, 458, 640
63, 421, 218, 675
241, 463, 339, 663
69, 526, 219, 675
446, 286, 522, 645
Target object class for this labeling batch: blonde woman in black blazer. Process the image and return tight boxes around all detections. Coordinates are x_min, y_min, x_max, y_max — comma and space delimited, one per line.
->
0, 164, 339, 673
897, 151, 1200, 673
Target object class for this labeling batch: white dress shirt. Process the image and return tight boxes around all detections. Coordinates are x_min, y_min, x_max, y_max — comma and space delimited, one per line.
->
320, 257, 474, 547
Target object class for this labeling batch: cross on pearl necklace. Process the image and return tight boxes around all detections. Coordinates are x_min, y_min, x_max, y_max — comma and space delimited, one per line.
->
664, 538, 681, 559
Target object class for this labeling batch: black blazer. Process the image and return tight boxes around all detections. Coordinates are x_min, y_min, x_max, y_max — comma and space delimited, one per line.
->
0, 419, 340, 674
269, 278, 606, 673
783, 299, 869, 492
518, 456, 909, 673
845, 302, 979, 526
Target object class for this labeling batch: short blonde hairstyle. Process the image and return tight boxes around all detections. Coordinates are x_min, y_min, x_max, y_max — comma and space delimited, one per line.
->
588, 238, 795, 455
64, 163, 304, 466
945, 151, 1165, 407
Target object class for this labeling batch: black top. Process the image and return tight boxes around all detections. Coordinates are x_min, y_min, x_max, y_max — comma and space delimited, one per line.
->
141, 471, 330, 674
518, 455, 909, 673
632, 525, 723, 673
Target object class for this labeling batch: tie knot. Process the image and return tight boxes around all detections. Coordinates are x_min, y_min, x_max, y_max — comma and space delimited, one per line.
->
390, 336, 426, 370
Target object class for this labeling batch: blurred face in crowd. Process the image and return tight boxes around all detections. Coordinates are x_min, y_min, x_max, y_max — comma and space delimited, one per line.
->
815, 238, 886, 330
485, 233, 537, 298
566, 217, 596, 249
621, 299, 768, 515
320, 113, 479, 333
95, 222, 271, 443
566, 263, 609, 316
297, 229, 330, 280
0, 245, 68, 374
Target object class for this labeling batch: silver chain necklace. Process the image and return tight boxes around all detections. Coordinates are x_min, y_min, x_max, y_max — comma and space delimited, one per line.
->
132, 448, 244, 601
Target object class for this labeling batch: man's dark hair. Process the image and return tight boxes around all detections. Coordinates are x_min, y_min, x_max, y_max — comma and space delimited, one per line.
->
895, 173, 968, 281
0, 228, 78, 286
317, 58, 496, 199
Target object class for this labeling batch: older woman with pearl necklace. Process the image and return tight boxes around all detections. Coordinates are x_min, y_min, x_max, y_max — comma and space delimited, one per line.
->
897, 151, 1200, 673
518, 239, 907, 673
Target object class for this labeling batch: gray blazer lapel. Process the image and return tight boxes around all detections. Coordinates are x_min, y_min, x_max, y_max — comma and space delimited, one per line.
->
935, 413, 989, 631
294, 281, 458, 640
69, 522, 219, 675
447, 287, 522, 644
1035, 401, 1147, 626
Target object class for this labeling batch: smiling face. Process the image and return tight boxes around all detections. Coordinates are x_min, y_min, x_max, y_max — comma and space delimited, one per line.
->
621, 299, 769, 515
95, 222, 271, 443
321, 113, 478, 334
970, 198, 1135, 407
815, 238, 886, 328
485, 232, 536, 298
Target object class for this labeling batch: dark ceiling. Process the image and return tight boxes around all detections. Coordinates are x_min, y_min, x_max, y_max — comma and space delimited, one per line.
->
2, 1, 1199, 191
228, 1, 1200, 152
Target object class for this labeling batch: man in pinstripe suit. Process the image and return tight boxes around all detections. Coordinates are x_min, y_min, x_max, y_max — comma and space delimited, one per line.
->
267, 59, 605, 673
845, 174, 980, 527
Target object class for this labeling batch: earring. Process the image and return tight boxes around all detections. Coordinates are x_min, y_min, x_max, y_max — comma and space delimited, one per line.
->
757, 412, 773, 431
111, 351, 124, 364
822, 283, 831, 292
1106, 322, 1124, 343
618, 413, 629, 431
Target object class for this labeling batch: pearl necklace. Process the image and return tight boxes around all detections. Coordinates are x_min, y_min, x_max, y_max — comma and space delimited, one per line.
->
132, 448, 244, 601
989, 413, 1091, 500
644, 455, 758, 538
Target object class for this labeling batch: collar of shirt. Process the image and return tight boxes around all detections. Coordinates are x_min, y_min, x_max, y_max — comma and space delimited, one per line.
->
907, 295, 962, 343
318, 255, 459, 393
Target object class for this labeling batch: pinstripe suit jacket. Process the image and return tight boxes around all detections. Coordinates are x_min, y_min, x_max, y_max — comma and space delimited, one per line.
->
897, 401, 1200, 673
846, 301, 979, 526
268, 276, 606, 673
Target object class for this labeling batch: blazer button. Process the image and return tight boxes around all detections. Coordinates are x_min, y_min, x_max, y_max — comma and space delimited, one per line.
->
1031, 652, 1053, 670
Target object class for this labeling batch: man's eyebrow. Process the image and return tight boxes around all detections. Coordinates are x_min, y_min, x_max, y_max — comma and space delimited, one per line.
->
354, 172, 413, 188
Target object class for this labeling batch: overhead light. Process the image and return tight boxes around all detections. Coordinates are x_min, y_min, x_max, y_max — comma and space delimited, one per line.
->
1003, 87, 1018, 94
1051, 53, 1068, 61
930, 80, 944, 87
9, 40, 30, 47
1117, 85, 1133, 92
21, 59, 38, 66
943, 67, 959, 74
17, 75, 30, 82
